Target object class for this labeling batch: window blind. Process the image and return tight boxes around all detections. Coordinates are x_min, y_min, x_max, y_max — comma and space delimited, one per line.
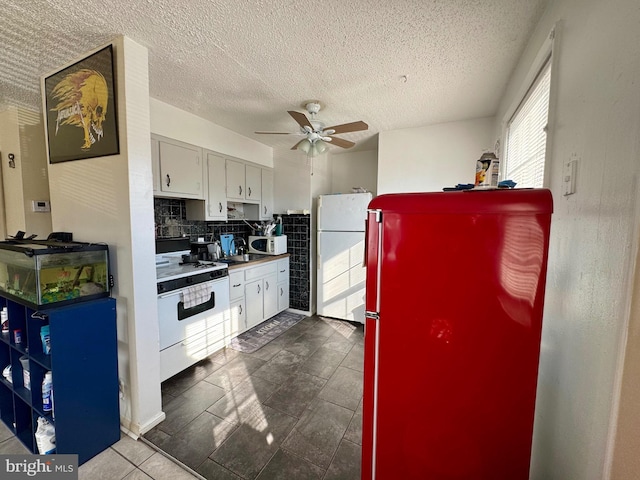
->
505, 58, 552, 188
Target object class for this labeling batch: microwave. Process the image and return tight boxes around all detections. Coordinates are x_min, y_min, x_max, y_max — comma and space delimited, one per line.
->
248, 235, 287, 255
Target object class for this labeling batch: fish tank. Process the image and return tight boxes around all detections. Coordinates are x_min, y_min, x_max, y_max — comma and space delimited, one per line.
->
0, 240, 110, 308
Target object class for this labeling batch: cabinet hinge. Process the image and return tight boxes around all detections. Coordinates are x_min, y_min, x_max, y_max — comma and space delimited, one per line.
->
365, 311, 380, 321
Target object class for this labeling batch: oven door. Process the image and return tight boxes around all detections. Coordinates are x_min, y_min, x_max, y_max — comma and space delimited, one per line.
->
157, 277, 230, 350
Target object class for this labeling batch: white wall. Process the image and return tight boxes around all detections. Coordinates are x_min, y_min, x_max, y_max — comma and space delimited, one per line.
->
149, 98, 273, 167
0, 107, 52, 238
45, 37, 163, 436
330, 149, 378, 196
493, 1, 640, 478
377, 117, 494, 194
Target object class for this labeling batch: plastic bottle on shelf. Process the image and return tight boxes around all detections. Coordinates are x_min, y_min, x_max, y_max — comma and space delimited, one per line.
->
1, 307, 8, 335
42, 371, 53, 413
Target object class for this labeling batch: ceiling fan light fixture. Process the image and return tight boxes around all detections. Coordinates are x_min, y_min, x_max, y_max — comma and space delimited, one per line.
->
299, 139, 328, 157
314, 140, 328, 155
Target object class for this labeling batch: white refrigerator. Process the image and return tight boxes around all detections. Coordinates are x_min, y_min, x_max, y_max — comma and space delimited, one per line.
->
316, 192, 372, 323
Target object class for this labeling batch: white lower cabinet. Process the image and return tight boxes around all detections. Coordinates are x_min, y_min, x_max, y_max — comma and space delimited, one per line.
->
228, 299, 246, 339
263, 273, 278, 320
229, 256, 290, 335
227, 270, 247, 340
245, 278, 264, 330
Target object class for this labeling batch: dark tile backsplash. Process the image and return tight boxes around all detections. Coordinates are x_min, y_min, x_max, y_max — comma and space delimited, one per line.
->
155, 198, 311, 311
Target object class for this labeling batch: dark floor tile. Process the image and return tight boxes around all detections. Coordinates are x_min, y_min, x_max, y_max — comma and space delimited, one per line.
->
197, 459, 242, 480
264, 372, 326, 418
324, 440, 361, 480
300, 347, 347, 380
211, 405, 297, 479
161, 391, 176, 408
208, 347, 242, 365
143, 426, 171, 450
161, 357, 224, 397
158, 381, 227, 435
282, 399, 354, 469
343, 400, 362, 445
204, 354, 267, 390
207, 375, 280, 425
322, 333, 357, 354
340, 343, 364, 373
307, 319, 343, 338
284, 333, 329, 357
159, 411, 237, 470
251, 350, 306, 384
256, 449, 324, 480
317, 367, 363, 411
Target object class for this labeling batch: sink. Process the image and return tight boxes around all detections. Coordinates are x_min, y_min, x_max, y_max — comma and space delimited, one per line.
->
217, 254, 267, 265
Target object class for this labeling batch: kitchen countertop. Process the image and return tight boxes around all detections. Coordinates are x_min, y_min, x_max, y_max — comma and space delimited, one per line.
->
223, 253, 290, 270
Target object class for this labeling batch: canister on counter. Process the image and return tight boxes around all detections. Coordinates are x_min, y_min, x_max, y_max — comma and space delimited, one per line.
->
475, 152, 500, 188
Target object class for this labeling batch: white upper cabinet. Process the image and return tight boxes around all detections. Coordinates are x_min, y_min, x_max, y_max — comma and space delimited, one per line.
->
226, 159, 246, 201
260, 168, 274, 220
186, 151, 227, 221
245, 164, 262, 203
152, 134, 203, 199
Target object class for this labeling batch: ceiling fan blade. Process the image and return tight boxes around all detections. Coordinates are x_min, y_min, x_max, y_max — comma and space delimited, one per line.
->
255, 131, 301, 135
327, 136, 355, 149
324, 121, 368, 135
291, 139, 308, 150
288, 111, 313, 130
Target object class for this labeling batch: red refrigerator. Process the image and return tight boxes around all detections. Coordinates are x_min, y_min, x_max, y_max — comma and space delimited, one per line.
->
362, 189, 553, 480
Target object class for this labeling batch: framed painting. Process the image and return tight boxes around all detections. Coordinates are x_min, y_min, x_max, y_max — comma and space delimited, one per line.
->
43, 45, 119, 164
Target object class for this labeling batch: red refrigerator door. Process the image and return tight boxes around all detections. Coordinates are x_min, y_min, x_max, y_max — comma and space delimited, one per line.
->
362, 189, 553, 480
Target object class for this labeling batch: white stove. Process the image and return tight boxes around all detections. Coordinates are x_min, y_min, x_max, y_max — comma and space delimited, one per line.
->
155, 250, 227, 283
155, 242, 231, 382
155, 246, 229, 295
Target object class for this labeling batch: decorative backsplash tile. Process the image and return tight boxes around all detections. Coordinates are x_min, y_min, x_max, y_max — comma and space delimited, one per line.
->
155, 198, 311, 311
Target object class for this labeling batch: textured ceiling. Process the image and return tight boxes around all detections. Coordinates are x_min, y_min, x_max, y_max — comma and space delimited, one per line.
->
0, 0, 547, 154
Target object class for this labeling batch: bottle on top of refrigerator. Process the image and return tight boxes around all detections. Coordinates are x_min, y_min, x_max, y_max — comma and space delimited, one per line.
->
42, 371, 53, 413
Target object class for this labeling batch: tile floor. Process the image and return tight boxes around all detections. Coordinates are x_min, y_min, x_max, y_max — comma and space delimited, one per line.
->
0, 315, 363, 480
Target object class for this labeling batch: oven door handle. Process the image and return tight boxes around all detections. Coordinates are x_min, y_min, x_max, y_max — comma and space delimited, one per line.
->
178, 292, 216, 320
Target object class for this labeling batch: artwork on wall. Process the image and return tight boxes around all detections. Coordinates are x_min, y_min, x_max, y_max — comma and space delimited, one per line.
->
43, 45, 119, 164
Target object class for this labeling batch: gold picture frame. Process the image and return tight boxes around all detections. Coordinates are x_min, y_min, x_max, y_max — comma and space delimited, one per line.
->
43, 45, 119, 164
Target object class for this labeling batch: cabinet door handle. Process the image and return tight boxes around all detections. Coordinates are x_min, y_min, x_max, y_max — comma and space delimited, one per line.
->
280, 269, 285, 273
257, 284, 261, 294
248, 187, 252, 197
166, 174, 171, 187
233, 283, 241, 288
280, 287, 283, 296
239, 185, 243, 196
265, 281, 270, 290
239, 305, 242, 315
219, 202, 223, 213
264, 206, 267, 214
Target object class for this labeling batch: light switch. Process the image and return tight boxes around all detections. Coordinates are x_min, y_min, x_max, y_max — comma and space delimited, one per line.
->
563, 158, 577, 196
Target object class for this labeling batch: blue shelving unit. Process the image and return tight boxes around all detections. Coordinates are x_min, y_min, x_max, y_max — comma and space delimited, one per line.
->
0, 296, 119, 465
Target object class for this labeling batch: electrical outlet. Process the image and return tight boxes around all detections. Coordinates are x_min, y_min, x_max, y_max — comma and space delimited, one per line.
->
563, 157, 578, 196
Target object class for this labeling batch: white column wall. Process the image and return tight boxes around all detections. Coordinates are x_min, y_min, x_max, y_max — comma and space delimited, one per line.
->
46, 36, 162, 436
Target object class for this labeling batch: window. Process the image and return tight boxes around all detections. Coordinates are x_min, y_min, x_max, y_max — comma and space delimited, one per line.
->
504, 57, 552, 188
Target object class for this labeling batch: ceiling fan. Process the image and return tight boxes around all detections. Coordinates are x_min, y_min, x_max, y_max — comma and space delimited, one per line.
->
255, 101, 368, 156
